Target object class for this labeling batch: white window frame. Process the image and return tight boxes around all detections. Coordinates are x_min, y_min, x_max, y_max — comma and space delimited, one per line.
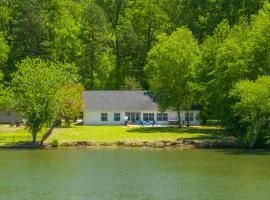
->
101, 113, 108, 122
143, 113, 154, 121
157, 113, 168, 121
185, 113, 194, 122
114, 113, 121, 121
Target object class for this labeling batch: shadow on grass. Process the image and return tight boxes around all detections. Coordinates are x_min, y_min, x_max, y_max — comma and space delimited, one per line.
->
126, 127, 225, 140
0, 136, 42, 148
127, 127, 223, 134
0, 141, 43, 148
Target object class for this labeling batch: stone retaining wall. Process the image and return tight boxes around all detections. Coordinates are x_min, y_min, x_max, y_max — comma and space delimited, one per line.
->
0, 138, 239, 149
47, 137, 238, 149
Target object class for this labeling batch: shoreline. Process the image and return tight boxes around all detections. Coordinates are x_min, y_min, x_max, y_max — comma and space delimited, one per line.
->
0, 138, 239, 149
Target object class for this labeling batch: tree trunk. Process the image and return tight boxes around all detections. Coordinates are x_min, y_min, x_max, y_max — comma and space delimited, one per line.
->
40, 119, 59, 145
249, 118, 259, 149
64, 117, 70, 128
89, 29, 95, 89
32, 132, 37, 144
115, 36, 122, 89
177, 107, 181, 128
32, 123, 39, 144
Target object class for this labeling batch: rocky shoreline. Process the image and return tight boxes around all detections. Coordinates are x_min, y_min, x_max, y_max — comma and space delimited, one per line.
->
0, 137, 239, 149
50, 137, 239, 149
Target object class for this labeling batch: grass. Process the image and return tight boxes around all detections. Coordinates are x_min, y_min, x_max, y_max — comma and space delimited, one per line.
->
0, 125, 224, 146
0, 125, 41, 146
48, 125, 223, 143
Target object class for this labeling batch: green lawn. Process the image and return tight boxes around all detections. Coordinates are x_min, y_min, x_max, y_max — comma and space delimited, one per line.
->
0, 125, 41, 145
0, 125, 224, 145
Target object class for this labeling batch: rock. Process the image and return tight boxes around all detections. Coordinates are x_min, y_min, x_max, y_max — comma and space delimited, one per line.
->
100, 142, 115, 146
115, 141, 125, 146
76, 141, 88, 146
153, 142, 165, 148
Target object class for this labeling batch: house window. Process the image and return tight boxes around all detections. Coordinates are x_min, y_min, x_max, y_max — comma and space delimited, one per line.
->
101, 113, 108, 122
125, 112, 140, 121
143, 113, 154, 121
185, 113, 194, 122
157, 113, 168, 121
114, 113, 120, 121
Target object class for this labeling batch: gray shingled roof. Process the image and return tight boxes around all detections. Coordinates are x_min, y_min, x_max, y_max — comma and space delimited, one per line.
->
83, 91, 158, 111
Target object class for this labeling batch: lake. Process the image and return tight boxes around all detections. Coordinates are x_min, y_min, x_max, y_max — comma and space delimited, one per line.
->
0, 148, 270, 200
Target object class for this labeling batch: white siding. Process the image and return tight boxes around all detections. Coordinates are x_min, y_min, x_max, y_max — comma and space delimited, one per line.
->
168, 110, 200, 126
84, 110, 201, 126
84, 110, 125, 125
0, 111, 22, 124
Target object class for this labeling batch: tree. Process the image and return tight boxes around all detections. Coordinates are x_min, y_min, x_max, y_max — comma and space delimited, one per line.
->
46, 0, 82, 64
196, 20, 249, 129
119, 0, 171, 88
162, 0, 265, 41
8, 0, 49, 62
79, 0, 115, 89
0, 71, 6, 108
245, 2, 270, 80
196, 2, 270, 130
0, 33, 9, 68
10, 57, 79, 144
120, 76, 142, 91
230, 77, 270, 148
97, 0, 128, 89
56, 83, 84, 127
146, 27, 199, 127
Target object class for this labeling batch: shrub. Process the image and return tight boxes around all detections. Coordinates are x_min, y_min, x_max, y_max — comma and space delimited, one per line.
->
51, 139, 59, 148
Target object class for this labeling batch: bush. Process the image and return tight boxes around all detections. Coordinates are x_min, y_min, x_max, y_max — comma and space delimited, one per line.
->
51, 139, 59, 148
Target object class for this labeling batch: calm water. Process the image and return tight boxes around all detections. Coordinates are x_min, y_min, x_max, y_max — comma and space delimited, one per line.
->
0, 148, 270, 200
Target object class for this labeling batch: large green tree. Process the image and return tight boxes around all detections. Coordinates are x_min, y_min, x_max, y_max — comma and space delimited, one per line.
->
0, 33, 9, 69
162, 0, 265, 41
96, 0, 128, 89
231, 76, 270, 148
146, 27, 199, 127
56, 83, 84, 127
10, 57, 79, 144
197, 20, 249, 128
79, 0, 115, 89
119, 0, 171, 88
196, 2, 270, 130
46, 0, 82, 64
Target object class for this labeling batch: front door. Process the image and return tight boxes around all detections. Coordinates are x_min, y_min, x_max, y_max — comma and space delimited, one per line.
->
125, 112, 141, 124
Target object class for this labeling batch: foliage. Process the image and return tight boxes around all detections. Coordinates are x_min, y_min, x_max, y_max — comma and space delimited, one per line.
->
121, 77, 142, 91
56, 83, 84, 127
146, 27, 199, 126
79, 0, 115, 89
51, 139, 59, 148
162, 0, 265, 41
0, 33, 9, 66
230, 77, 270, 148
10, 57, 78, 143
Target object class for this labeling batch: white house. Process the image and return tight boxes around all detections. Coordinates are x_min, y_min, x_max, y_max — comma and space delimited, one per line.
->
0, 111, 22, 124
83, 91, 200, 126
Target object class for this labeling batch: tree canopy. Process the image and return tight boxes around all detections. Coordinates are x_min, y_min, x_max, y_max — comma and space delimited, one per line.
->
10, 57, 79, 143
146, 28, 199, 126
231, 77, 270, 148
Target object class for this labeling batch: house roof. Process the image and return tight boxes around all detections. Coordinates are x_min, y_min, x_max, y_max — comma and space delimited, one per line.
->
83, 91, 158, 111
